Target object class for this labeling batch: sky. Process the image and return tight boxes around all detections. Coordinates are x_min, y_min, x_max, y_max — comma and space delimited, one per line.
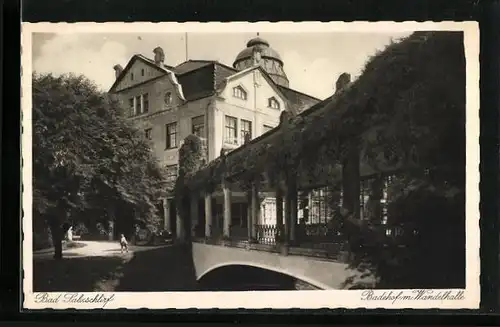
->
32, 31, 412, 100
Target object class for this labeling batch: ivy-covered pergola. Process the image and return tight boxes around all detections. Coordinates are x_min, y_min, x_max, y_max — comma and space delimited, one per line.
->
175, 31, 465, 258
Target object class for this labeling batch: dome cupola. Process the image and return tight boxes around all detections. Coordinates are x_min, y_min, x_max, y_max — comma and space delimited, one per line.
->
233, 34, 289, 88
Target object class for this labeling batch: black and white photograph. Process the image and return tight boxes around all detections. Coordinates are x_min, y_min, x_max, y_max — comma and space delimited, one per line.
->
22, 22, 480, 309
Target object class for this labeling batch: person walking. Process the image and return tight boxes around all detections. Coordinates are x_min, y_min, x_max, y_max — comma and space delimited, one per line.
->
120, 234, 129, 253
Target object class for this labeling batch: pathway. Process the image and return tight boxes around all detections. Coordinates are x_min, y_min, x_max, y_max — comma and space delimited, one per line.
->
32, 241, 197, 292
33, 241, 172, 260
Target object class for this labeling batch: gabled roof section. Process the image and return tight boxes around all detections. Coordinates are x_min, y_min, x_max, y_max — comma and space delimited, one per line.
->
277, 85, 321, 104
108, 55, 164, 93
108, 54, 185, 101
214, 63, 238, 88
218, 65, 289, 107
176, 63, 216, 101
277, 85, 322, 114
175, 61, 238, 102
109, 54, 319, 113
174, 60, 213, 75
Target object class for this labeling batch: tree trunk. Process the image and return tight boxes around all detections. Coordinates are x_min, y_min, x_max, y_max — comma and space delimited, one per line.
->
48, 218, 63, 260
107, 206, 115, 241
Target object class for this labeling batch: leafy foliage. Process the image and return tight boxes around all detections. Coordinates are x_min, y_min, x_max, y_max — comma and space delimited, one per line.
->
33, 73, 168, 258
337, 32, 466, 288
174, 134, 204, 240
182, 32, 466, 288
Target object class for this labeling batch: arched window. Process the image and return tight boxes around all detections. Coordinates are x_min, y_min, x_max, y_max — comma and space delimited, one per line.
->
164, 92, 172, 106
232, 86, 247, 100
268, 97, 280, 110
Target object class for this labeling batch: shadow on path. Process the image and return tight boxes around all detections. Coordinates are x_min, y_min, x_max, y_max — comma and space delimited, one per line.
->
33, 245, 197, 292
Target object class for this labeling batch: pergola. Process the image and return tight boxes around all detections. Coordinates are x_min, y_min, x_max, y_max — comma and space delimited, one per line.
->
176, 31, 464, 255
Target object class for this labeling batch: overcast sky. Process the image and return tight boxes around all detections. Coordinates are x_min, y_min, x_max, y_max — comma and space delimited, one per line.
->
32, 32, 412, 100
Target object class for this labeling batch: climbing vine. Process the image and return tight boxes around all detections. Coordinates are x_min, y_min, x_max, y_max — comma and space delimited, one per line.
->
174, 134, 204, 239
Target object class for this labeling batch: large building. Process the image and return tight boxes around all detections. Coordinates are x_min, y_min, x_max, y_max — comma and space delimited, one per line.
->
108, 36, 321, 232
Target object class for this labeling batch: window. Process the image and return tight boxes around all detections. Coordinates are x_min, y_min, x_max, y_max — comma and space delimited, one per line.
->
268, 97, 280, 109
131, 72, 134, 81
141, 68, 145, 76
192, 115, 205, 138
129, 98, 135, 116
166, 122, 177, 149
143, 93, 149, 113
308, 186, 335, 224
224, 116, 238, 144
263, 124, 274, 133
145, 128, 152, 140
241, 119, 252, 144
164, 92, 172, 106
135, 95, 142, 114
165, 164, 178, 182
232, 86, 247, 100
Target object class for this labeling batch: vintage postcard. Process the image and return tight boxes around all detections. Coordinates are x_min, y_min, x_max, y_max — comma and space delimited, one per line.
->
22, 21, 480, 310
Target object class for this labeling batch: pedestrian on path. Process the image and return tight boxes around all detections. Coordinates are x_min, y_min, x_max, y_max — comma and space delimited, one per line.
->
120, 234, 129, 253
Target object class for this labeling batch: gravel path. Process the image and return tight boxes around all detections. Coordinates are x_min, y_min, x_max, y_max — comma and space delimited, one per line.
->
33, 241, 172, 260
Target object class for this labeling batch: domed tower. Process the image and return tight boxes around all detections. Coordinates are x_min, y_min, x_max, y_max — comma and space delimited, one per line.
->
233, 35, 290, 88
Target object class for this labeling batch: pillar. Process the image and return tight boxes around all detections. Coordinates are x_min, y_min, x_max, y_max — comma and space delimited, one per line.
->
251, 182, 259, 239
275, 185, 284, 243
190, 195, 199, 237
284, 176, 298, 244
240, 204, 245, 227
342, 147, 361, 217
163, 198, 171, 232
304, 191, 311, 223
176, 208, 184, 241
204, 192, 212, 238
247, 191, 253, 241
222, 181, 231, 238
284, 187, 291, 244
290, 187, 298, 243
282, 185, 292, 255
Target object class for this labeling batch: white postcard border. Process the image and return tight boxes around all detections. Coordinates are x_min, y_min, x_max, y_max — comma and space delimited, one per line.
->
21, 21, 480, 310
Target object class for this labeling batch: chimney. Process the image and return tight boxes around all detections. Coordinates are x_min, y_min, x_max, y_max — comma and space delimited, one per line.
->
335, 73, 351, 94
113, 64, 123, 79
153, 47, 165, 65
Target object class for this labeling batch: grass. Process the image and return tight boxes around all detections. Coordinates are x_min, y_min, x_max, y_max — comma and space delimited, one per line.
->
33, 244, 198, 292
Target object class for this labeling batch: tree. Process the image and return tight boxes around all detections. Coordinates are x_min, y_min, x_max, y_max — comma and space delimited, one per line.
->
33, 73, 168, 259
337, 31, 466, 288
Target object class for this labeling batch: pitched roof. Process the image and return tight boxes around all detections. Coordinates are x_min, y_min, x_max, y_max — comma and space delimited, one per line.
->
221, 65, 290, 107
109, 55, 318, 109
277, 85, 322, 114
174, 60, 213, 75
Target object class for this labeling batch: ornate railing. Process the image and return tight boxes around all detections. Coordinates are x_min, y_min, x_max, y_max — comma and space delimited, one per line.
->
193, 223, 350, 262
296, 223, 343, 243
255, 224, 278, 245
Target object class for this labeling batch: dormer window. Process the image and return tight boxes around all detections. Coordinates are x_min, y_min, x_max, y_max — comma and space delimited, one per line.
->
232, 86, 247, 100
164, 92, 172, 106
268, 97, 280, 110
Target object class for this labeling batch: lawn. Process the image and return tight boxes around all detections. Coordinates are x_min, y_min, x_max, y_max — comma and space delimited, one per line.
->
33, 244, 198, 292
